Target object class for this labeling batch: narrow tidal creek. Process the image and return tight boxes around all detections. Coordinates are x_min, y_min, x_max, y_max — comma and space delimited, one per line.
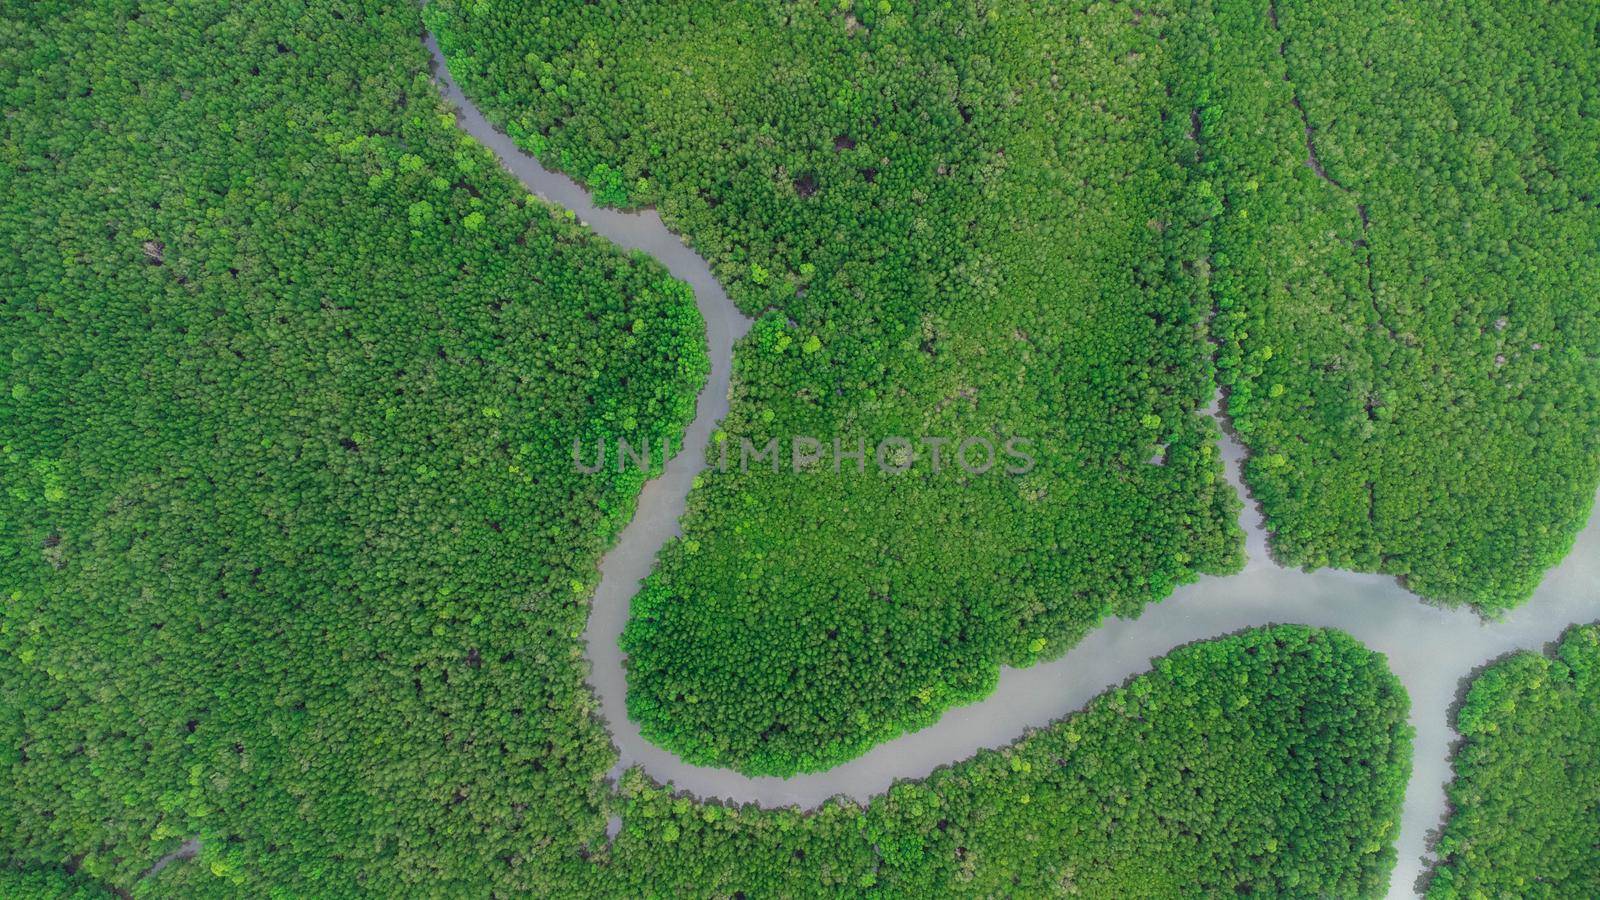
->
426, 32, 1600, 898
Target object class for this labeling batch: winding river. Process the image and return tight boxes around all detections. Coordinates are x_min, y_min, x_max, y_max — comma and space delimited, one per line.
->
426, 34, 1600, 899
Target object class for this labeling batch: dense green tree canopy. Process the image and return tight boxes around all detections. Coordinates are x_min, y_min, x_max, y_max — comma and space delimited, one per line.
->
590, 626, 1411, 898
1, 0, 1587, 895
1, 0, 704, 891
0, 865, 112, 899
428, 0, 1243, 776
1428, 624, 1600, 898
1200, 0, 1600, 611
428, 0, 1600, 775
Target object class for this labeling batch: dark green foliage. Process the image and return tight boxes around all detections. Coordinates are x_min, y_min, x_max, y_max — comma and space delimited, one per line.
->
1, 0, 703, 891
0, 864, 112, 899
1428, 625, 1600, 898
427, 0, 1243, 775
1198, 0, 1600, 612
586, 626, 1410, 898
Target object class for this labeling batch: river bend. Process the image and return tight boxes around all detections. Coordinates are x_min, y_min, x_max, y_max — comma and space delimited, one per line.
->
425, 33, 1600, 898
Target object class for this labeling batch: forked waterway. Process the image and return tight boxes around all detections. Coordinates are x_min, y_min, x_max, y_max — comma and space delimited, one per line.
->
426, 33, 1600, 898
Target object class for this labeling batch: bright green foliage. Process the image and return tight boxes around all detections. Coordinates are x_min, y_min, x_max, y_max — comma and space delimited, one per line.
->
1428, 625, 1600, 898
0, 0, 704, 892
428, 0, 1243, 775
0, 865, 113, 899
1198, 0, 1600, 612
866, 627, 1410, 897
585, 626, 1410, 898
0, 0, 1529, 895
